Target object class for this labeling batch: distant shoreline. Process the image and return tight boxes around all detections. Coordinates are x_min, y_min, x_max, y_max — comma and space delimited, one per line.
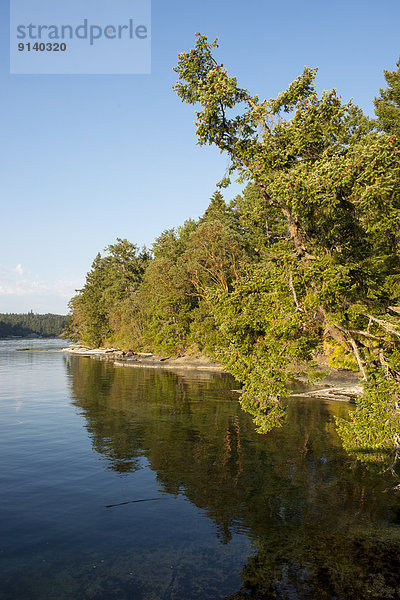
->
0, 335, 64, 340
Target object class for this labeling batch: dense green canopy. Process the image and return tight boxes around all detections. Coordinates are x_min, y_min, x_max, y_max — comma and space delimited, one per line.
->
374, 57, 400, 137
67, 42, 400, 476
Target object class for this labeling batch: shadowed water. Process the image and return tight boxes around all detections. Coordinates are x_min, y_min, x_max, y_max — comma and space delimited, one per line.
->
0, 339, 399, 599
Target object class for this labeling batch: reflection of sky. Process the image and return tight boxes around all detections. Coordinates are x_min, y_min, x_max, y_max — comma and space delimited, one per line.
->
11, 0, 151, 73
0, 343, 250, 598
1, 339, 400, 598
0, 338, 68, 406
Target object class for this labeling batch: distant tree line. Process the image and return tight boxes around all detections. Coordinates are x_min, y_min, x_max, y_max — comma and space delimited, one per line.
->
66, 45, 400, 474
0, 311, 68, 338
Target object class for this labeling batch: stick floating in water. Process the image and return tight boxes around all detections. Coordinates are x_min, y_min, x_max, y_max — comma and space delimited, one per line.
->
105, 497, 166, 508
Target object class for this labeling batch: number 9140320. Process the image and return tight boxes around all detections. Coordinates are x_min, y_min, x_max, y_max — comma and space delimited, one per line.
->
18, 42, 67, 51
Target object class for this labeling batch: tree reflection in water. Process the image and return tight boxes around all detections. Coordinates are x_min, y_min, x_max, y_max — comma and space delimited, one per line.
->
66, 356, 400, 599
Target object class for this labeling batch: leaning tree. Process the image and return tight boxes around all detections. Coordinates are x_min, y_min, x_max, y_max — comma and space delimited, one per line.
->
174, 36, 400, 472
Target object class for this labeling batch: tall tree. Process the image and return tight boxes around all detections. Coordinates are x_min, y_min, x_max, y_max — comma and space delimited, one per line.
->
67, 240, 149, 347
67, 252, 110, 347
174, 35, 400, 467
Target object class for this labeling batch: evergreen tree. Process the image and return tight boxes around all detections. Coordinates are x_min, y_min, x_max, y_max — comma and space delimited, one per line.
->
174, 35, 400, 465
0, 313, 67, 337
67, 253, 110, 347
374, 57, 400, 136
67, 240, 148, 347
66, 46, 400, 474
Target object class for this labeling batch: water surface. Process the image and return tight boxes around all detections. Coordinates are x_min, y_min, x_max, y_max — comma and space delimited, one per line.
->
0, 339, 399, 599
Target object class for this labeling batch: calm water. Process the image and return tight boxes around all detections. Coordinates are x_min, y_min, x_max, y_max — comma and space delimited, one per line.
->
1, 339, 400, 600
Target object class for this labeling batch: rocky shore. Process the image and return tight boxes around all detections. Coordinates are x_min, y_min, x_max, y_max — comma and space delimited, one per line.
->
288, 369, 363, 402
63, 345, 362, 402
63, 345, 223, 372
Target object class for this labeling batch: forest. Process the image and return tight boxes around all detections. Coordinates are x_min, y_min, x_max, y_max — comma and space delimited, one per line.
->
66, 38, 400, 474
0, 311, 68, 338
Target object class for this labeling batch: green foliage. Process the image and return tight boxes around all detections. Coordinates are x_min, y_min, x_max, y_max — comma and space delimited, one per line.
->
132, 196, 250, 356
336, 371, 400, 472
324, 340, 359, 371
209, 260, 320, 432
174, 34, 400, 464
230, 183, 287, 255
66, 239, 148, 347
183, 221, 245, 294
138, 220, 199, 355
67, 41, 400, 474
374, 57, 400, 137
188, 299, 220, 355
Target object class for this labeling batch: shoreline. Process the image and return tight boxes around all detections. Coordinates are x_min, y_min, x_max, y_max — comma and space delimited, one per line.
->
63, 345, 363, 402
63, 345, 223, 372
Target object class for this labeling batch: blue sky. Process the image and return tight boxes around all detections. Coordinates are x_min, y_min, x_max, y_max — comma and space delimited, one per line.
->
1, 0, 399, 314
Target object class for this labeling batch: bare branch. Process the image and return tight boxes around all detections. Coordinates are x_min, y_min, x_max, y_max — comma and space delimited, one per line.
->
361, 313, 400, 339
335, 323, 368, 380
288, 271, 303, 313
245, 96, 271, 137
349, 329, 382, 341
379, 348, 390, 377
